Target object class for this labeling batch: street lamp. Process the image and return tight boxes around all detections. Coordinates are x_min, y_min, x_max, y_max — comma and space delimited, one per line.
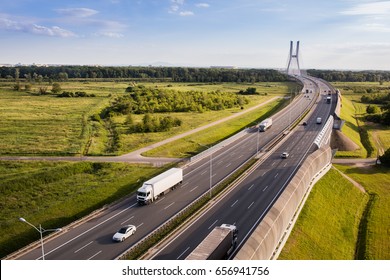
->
19, 217, 62, 260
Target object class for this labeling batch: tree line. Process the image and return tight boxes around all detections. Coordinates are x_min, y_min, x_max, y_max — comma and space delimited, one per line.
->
307, 69, 390, 82
0, 66, 288, 83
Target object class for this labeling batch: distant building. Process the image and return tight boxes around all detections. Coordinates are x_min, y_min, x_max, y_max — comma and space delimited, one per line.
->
210, 66, 238, 69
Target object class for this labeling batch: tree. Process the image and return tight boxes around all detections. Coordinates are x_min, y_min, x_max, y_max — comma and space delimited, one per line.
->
51, 82, 62, 93
366, 105, 381, 114
379, 147, 390, 167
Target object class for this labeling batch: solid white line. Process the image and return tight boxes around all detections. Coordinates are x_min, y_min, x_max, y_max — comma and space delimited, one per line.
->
74, 241, 93, 254
177, 247, 190, 260
164, 202, 175, 210
248, 202, 254, 209
248, 184, 254, 190
121, 216, 135, 225
190, 186, 198, 192
263, 186, 269, 192
208, 219, 219, 230
231, 200, 238, 207
87, 250, 102, 260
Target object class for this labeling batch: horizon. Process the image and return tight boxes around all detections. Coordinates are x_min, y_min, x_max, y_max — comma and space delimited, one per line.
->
1, 1, 390, 70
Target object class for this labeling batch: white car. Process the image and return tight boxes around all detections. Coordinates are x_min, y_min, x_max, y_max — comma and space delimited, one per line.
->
112, 225, 136, 242
281, 152, 289, 159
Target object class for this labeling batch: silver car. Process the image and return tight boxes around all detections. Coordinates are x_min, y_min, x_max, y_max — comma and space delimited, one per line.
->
112, 225, 136, 242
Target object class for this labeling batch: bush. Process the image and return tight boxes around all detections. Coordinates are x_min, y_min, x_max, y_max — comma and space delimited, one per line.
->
379, 148, 390, 167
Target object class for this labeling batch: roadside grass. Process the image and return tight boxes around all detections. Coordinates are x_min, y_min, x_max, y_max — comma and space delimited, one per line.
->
334, 164, 390, 260
336, 93, 366, 158
279, 168, 368, 259
143, 98, 285, 158
0, 161, 164, 258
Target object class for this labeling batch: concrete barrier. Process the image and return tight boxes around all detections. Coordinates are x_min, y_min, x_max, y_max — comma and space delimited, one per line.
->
234, 145, 333, 260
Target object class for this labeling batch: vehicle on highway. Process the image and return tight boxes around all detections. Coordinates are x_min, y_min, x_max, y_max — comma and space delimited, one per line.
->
316, 117, 322, 124
137, 168, 183, 205
112, 225, 136, 242
258, 118, 272, 132
326, 96, 331, 103
281, 152, 289, 158
302, 121, 307, 126
185, 224, 238, 260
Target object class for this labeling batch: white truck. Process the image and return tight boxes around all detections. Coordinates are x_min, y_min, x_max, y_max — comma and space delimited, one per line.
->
137, 168, 183, 205
185, 224, 238, 260
259, 118, 272, 132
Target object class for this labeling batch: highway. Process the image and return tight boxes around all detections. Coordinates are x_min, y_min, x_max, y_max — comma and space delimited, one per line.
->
16, 75, 329, 260
152, 77, 337, 259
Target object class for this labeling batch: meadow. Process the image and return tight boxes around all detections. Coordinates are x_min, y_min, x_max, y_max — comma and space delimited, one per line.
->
0, 81, 294, 156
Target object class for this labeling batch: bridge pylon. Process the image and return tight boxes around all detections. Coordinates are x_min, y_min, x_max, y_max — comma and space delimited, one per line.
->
286, 41, 301, 76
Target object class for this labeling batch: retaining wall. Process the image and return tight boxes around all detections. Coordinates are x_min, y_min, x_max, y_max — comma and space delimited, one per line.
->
234, 145, 333, 260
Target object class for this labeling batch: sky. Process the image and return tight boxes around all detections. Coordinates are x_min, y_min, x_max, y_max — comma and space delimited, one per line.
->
1, 0, 390, 70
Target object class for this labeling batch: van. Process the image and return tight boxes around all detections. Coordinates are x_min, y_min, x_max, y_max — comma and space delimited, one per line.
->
316, 117, 322, 124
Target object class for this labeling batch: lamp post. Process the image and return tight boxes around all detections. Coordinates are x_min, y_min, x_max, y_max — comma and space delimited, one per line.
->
19, 217, 62, 260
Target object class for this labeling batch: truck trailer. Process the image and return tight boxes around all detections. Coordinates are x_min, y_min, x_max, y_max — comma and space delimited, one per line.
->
185, 224, 238, 260
137, 168, 183, 205
258, 118, 272, 132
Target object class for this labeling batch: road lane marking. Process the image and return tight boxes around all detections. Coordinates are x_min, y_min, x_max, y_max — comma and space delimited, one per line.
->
231, 200, 238, 207
74, 241, 93, 254
121, 216, 135, 224
217, 160, 223, 165
41, 202, 138, 258
248, 202, 254, 209
137, 223, 144, 228
164, 202, 175, 210
283, 163, 287, 167
201, 170, 208, 175
190, 186, 198, 192
272, 161, 276, 166
248, 184, 254, 190
181, 182, 189, 188
208, 219, 219, 229
177, 247, 190, 260
274, 173, 279, 178
88, 250, 102, 260
226, 163, 231, 168
263, 186, 269, 192
238, 154, 243, 159
154, 197, 165, 204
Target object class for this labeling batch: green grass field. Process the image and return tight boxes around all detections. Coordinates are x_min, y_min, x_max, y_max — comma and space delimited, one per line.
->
0, 161, 164, 258
0, 81, 294, 156
335, 164, 390, 260
332, 82, 389, 158
279, 168, 368, 259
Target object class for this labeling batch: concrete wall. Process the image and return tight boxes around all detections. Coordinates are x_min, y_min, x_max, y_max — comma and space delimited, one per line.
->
234, 145, 333, 260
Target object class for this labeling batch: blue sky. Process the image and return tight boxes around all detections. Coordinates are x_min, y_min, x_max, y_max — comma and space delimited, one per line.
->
1, 0, 390, 70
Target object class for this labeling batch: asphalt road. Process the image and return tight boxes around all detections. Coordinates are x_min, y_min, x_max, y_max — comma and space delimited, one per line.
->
15, 75, 326, 260
151, 78, 337, 260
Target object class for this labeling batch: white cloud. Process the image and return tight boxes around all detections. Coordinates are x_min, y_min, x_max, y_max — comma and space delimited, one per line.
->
196, 3, 210, 8
94, 32, 124, 38
341, 1, 390, 15
55, 8, 99, 18
179, 11, 194, 16
0, 17, 76, 37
